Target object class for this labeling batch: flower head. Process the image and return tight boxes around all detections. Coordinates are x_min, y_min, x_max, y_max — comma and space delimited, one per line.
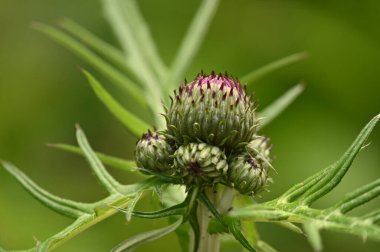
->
165, 71, 258, 150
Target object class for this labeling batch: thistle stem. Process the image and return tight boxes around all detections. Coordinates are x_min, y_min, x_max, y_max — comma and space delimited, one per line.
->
197, 187, 220, 252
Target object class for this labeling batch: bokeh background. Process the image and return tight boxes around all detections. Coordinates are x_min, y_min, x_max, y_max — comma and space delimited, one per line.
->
1, 0, 380, 251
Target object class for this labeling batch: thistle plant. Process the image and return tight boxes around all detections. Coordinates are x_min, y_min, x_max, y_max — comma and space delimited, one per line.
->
1, 0, 380, 251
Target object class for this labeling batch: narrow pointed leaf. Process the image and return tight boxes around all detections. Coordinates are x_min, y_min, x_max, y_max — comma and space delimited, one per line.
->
83, 70, 150, 136
35, 194, 133, 251
118, 0, 167, 77
303, 221, 323, 252
32, 22, 146, 107
138, 168, 181, 183
102, 0, 160, 88
132, 188, 197, 219
333, 179, 380, 214
102, 0, 165, 129
48, 143, 140, 174
188, 204, 200, 252
168, 0, 220, 90
241, 52, 308, 84
132, 205, 185, 219
274, 221, 303, 234
225, 218, 255, 252
363, 209, 380, 224
198, 191, 226, 227
258, 83, 304, 128
1, 160, 92, 218
58, 18, 133, 74
256, 240, 278, 252
125, 191, 143, 221
301, 114, 380, 205
76, 125, 123, 194
280, 165, 334, 202
280, 114, 379, 204
174, 222, 192, 252
241, 220, 260, 249
207, 218, 229, 234
229, 115, 380, 248
112, 217, 183, 252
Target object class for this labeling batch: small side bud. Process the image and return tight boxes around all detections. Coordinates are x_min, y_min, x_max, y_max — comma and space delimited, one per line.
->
173, 143, 228, 187
135, 131, 174, 174
227, 135, 272, 195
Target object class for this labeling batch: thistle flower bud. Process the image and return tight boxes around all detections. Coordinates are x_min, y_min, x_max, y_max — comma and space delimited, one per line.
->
173, 142, 228, 186
166, 72, 258, 150
247, 135, 271, 164
135, 130, 174, 174
227, 136, 271, 195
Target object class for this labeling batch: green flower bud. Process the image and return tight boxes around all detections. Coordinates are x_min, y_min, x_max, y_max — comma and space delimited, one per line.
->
173, 142, 228, 186
165, 71, 258, 150
135, 130, 174, 174
227, 136, 271, 195
247, 135, 271, 165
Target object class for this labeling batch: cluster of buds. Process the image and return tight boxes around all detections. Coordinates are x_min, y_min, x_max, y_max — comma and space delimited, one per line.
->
135, 72, 272, 195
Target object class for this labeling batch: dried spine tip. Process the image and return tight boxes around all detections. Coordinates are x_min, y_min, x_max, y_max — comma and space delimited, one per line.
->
135, 131, 174, 174
166, 71, 258, 150
227, 135, 272, 195
173, 143, 228, 186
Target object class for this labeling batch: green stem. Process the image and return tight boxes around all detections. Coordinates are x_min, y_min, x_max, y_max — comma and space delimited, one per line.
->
197, 187, 226, 252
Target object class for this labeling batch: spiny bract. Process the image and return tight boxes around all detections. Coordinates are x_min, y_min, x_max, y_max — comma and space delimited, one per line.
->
165, 71, 258, 150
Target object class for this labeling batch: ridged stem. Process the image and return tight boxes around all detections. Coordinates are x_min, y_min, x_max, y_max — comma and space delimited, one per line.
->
197, 188, 221, 252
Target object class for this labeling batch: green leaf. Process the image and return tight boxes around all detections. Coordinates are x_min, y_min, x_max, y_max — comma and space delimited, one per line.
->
256, 240, 278, 252
48, 143, 140, 174
226, 218, 255, 252
132, 187, 198, 220
199, 192, 255, 251
102, 0, 167, 129
229, 115, 380, 246
299, 114, 380, 205
363, 209, 380, 224
173, 222, 192, 252
332, 178, 380, 214
125, 191, 143, 221
36, 194, 133, 251
132, 204, 185, 219
112, 217, 183, 252
241, 52, 308, 85
241, 220, 260, 250
280, 114, 380, 204
258, 83, 304, 128
58, 18, 134, 75
31, 22, 146, 108
208, 218, 229, 234
138, 168, 181, 184
167, 0, 220, 90
199, 191, 227, 228
76, 125, 124, 194
188, 203, 200, 252
303, 221, 323, 252
1, 160, 92, 218
274, 221, 303, 234
102, 0, 162, 93
117, 0, 167, 78
83, 70, 150, 136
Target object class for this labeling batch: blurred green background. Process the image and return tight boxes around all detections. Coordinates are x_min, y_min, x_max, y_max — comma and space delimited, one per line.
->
1, 0, 379, 251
